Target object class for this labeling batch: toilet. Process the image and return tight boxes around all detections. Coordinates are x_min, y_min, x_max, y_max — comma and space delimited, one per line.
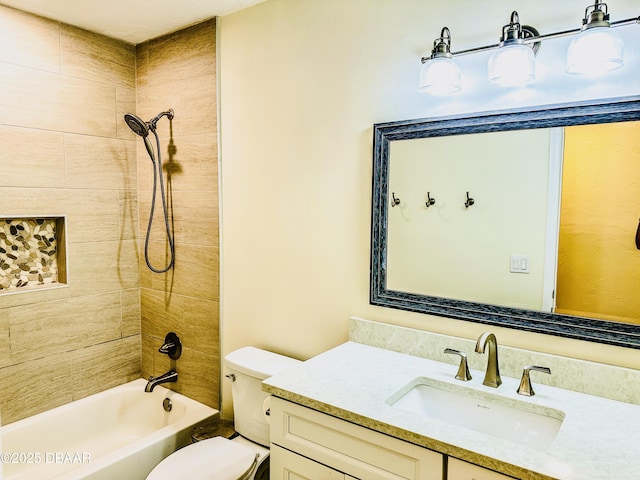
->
146, 346, 300, 480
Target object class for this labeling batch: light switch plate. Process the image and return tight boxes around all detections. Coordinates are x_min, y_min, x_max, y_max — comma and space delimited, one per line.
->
510, 254, 530, 274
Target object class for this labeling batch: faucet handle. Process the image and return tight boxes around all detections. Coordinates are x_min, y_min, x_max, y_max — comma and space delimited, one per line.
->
517, 365, 551, 396
444, 348, 472, 381
159, 332, 182, 360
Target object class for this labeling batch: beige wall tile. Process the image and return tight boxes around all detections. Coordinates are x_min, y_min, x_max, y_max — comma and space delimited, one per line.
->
71, 336, 141, 400
0, 353, 74, 424
9, 292, 122, 364
0, 5, 60, 72
61, 23, 135, 89
154, 133, 218, 192
2, 188, 69, 216
136, 142, 154, 192
0, 284, 69, 310
117, 87, 137, 140
141, 333, 156, 379
137, 79, 216, 138
67, 240, 139, 296
2, 189, 134, 244
135, 42, 150, 90
179, 190, 219, 247
0, 310, 10, 367
0, 125, 65, 188
148, 20, 216, 85
141, 288, 219, 356
65, 190, 123, 244
147, 242, 218, 301
122, 287, 141, 337
0, 63, 117, 137
138, 243, 154, 290
170, 347, 219, 408
65, 134, 137, 190
119, 190, 139, 242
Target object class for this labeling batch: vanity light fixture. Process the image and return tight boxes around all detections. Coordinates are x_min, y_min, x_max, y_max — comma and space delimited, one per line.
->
487, 12, 539, 86
566, 0, 624, 75
419, 27, 461, 95
419, 1, 639, 94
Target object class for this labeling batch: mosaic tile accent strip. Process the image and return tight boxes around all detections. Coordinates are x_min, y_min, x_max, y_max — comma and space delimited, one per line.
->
0, 218, 59, 291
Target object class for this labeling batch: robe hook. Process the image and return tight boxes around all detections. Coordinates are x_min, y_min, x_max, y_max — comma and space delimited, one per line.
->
465, 192, 475, 208
425, 192, 436, 208
392, 192, 401, 207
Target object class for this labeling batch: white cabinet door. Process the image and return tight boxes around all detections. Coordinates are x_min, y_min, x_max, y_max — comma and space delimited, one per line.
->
270, 397, 443, 480
448, 458, 516, 480
271, 444, 345, 480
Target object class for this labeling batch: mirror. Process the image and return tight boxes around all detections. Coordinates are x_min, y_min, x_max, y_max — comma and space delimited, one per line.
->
370, 97, 640, 349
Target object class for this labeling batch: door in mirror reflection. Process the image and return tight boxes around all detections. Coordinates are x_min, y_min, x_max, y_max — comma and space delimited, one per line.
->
557, 121, 640, 324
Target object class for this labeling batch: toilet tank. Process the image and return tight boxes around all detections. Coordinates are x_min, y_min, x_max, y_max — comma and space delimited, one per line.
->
224, 346, 301, 447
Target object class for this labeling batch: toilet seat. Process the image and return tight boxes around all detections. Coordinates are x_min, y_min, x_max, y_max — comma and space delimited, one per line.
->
146, 437, 258, 480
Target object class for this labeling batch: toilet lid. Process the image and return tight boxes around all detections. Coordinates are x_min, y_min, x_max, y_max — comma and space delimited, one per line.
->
146, 437, 257, 480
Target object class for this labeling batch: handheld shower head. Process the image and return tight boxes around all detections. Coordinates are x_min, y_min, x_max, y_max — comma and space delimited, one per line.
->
124, 108, 176, 274
124, 113, 149, 138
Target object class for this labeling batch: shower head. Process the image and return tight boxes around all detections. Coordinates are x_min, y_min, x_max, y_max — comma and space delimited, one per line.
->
124, 113, 149, 138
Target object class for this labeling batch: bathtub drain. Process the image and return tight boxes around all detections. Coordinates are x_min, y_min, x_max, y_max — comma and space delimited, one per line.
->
163, 398, 172, 412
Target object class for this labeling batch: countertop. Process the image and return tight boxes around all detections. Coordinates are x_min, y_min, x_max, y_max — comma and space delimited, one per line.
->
262, 341, 640, 480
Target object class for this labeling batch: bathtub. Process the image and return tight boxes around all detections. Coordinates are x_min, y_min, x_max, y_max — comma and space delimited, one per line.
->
0, 379, 218, 480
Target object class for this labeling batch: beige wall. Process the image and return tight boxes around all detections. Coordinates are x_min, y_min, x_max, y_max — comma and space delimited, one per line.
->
0, 5, 140, 424
219, 0, 640, 416
136, 20, 220, 409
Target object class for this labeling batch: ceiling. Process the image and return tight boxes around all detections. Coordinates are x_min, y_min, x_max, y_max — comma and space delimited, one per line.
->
0, 0, 266, 44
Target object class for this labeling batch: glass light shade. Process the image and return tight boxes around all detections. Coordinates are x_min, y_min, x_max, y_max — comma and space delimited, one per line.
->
566, 27, 624, 75
487, 43, 536, 86
419, 57, 461, 95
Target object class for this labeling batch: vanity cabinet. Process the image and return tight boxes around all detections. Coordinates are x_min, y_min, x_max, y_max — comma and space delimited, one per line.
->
447, 458, 515, 480
270, 397, 444, 480
270, 397, 518, 480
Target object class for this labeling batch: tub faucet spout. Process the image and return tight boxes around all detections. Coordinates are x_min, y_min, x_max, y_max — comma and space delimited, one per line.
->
145, 370, 178, 393
475, 332, 502, 388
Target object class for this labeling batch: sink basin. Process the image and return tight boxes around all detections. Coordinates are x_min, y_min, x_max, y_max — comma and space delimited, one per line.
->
387, 378, 564, 450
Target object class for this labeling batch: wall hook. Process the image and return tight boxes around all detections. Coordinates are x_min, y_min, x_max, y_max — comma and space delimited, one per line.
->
391, 192, 401, 207
425, 192, 436, 208
465, 191, 475, 208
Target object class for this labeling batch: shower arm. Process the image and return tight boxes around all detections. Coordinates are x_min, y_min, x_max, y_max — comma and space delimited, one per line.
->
148, 109, 175, 131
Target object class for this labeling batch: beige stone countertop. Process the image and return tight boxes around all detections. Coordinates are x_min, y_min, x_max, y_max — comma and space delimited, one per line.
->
262, 341, 640, 480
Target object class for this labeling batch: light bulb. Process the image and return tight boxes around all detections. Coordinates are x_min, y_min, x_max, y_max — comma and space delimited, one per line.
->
566, 27, 624, 75
419, 57, 462, 95
487, 43, 536, 86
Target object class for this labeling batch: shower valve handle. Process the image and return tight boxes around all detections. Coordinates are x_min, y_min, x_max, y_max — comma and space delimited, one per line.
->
159, 332, 182, 360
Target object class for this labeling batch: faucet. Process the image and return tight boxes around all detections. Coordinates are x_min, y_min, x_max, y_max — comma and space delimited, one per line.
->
145, 369, 178, 393
475, 332, 502, 388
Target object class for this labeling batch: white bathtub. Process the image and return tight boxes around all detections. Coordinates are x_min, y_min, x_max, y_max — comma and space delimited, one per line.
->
0, 379, 218, 480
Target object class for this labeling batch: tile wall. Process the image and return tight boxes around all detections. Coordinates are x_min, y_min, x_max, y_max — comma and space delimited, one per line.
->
0, 5, 140, 424
0, 7, 220, 422
136, 20, 220, 408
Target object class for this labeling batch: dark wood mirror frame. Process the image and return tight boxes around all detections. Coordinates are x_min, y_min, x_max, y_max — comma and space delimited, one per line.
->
370, 95, 640, 349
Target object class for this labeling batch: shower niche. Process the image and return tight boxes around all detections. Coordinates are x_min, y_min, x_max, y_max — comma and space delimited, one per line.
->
0, 216, 67, 293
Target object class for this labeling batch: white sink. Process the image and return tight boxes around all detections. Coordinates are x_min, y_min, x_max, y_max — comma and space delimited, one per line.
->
386, 378, 564, 450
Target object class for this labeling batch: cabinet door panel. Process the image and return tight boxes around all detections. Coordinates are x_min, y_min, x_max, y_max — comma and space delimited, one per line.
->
271, 444, 345, 480
271, 397, 443, 480
448, 458, 515, 480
